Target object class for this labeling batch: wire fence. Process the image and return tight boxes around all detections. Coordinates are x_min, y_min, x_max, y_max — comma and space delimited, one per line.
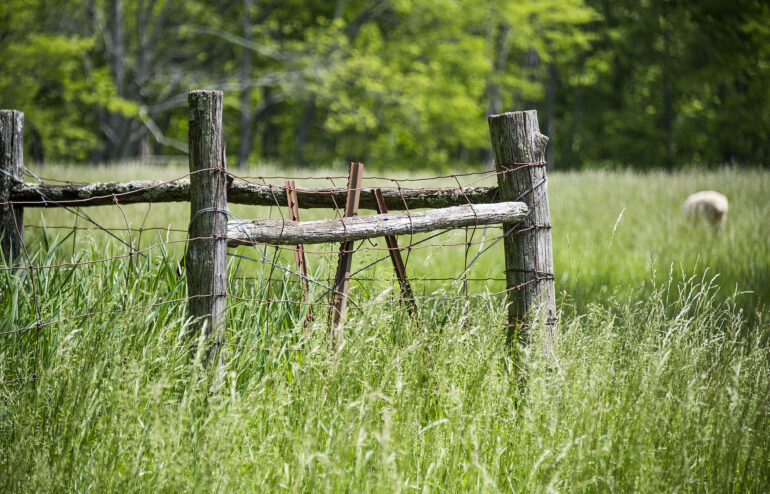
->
0, 161, 549, 387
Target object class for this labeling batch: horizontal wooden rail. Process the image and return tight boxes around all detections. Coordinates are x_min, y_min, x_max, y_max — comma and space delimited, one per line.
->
226, 201, 527, 246
10, 180, 498, 210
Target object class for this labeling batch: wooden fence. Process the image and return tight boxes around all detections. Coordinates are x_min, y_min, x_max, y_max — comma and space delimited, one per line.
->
0, 90, 556, 364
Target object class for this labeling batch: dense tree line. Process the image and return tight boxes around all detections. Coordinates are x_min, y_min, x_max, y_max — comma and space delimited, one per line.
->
1, 0, 768, 169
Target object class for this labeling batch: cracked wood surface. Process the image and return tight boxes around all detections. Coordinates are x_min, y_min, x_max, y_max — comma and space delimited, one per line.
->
10, 180, 499, 210
186, 90, 227, 374
226, 201, 527, 246
0, 111, 24, 262
488, 110, 556, 345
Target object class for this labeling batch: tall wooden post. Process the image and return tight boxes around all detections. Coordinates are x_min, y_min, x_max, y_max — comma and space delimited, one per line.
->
187, 91, 228, 370
0, 111, 24, 264
488, 111, 556, 345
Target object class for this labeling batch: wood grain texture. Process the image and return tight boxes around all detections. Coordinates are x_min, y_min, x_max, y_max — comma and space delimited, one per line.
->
11, 180, 499, 210
226, 201, 527, 246
0, 111, 24, 263
186, 90, 227, 370
488, 111, 556, 345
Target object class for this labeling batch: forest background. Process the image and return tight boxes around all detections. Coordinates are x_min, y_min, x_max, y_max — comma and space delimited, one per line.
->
1, 0, 769, 170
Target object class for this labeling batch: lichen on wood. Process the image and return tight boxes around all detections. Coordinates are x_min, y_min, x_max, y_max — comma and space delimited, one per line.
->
11, 180, 499, 210
488, 110, 556, 345
186, 90, 228, 374
227, 201, 527, 246
0, 111, 24, 262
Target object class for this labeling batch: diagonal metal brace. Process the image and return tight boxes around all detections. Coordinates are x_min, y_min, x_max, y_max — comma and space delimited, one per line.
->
372, 188, 419, 327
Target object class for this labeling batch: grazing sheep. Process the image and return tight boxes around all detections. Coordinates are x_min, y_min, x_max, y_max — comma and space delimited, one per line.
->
683, 191, 728, 227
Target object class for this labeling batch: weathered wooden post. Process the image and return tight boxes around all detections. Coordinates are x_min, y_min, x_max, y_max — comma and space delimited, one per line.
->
0, 111, 24, 264
488, 111, 556, 345
187, 91, 228, 370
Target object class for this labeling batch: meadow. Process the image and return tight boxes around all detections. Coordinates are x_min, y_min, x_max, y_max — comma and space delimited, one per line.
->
1, 164, 768, 491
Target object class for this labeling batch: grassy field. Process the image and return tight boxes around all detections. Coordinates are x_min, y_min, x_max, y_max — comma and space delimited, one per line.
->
1, 164, 769, 491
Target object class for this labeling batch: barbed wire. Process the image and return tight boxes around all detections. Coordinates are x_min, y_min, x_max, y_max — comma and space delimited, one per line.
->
2, 162, 549, 387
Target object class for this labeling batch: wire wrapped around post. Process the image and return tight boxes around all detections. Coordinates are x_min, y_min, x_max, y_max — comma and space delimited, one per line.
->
488, 110, 557, 348
186, 90, 228, 376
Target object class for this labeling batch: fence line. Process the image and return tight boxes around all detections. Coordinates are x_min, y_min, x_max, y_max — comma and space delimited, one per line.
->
0, 94, 556, 384
8, 173, 501, 210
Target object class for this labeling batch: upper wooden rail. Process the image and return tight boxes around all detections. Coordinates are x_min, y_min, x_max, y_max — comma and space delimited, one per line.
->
10, 180, 499, 210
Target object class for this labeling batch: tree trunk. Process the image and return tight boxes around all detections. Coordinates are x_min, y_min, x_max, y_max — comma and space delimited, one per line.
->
570, 53, 586, 162
545, 60, 557, 167
135, 0, 152, 159
484, 22, 510, 165
295, 97, 316, 166
486, 22, 510, 116
104, 0, 130, 162
237, 0, 255, 170
260, 87, 276, 160
522, 48, 540, 110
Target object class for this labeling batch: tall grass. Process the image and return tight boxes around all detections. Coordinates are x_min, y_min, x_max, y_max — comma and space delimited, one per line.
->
1, 252, 767, 491
1, 165, 768, 491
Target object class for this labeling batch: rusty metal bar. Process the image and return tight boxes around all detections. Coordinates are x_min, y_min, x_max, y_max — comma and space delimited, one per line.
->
331, 162, 364, 347
286, 180, 312, 327
373, 188, 419, 326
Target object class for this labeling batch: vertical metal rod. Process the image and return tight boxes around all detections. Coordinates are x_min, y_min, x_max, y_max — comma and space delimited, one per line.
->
330, 162, 364, 348
286, 180, 312, 327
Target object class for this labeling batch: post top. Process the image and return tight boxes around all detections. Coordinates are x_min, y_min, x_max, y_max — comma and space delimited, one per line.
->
188, 90, 223, 96
487, 110, 538, 120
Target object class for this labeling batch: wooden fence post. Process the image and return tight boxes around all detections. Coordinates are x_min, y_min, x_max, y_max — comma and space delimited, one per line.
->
186, 91, 228, 371
488, 110, 556, 345
0, 111, 24, 264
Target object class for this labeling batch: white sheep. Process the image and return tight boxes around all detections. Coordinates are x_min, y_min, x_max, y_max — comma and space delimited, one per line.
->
683, 191, 728, 227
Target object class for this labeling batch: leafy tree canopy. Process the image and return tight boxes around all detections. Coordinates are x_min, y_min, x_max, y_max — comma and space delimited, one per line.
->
0, 0, 767, 169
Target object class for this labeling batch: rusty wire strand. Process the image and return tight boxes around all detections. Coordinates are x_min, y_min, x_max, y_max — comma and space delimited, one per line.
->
2, 162, 547, 371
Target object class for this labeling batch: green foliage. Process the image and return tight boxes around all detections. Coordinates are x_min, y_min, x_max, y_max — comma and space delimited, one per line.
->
0, 1, 138, 162
294, 1, 494, 167
559, 0, 770, 168
2, 1, 770, 165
